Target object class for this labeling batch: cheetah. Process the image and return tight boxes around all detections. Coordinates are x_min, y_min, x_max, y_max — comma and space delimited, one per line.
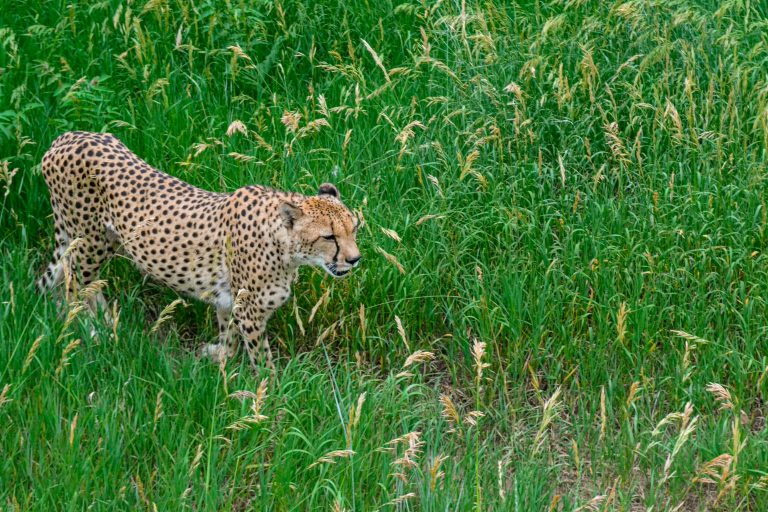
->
38, 131, 361, 370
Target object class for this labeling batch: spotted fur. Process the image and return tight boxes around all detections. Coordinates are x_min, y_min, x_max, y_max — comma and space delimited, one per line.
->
38, 131, 361, 370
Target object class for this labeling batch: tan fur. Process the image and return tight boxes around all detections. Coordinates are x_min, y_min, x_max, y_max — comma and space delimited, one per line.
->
38, 131, 360, 370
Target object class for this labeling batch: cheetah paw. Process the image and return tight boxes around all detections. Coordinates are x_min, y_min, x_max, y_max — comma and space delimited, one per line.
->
200, 343, 231, 364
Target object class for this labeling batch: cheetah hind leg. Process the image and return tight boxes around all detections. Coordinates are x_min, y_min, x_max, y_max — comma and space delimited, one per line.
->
37, 237, 73, 314
65, 237, 115, 339
200, 308, 240, 364
37, 226, 70, 295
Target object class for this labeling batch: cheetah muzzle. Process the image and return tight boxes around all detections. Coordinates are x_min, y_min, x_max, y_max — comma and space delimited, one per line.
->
38, 131, 361, 371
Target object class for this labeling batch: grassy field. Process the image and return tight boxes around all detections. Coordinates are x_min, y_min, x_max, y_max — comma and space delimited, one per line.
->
1, 0, 768, 509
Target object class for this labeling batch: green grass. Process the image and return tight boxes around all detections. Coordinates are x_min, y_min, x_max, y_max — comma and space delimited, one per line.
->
2, 0, 768, 509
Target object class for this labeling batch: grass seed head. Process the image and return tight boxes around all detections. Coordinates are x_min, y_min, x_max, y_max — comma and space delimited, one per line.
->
280, 110, 301, 133
0, 384, 12, 408
56, 338, 81, 377
706, 383, 734, 410
308, 449, 355, 469
380, 227, 402, 243
403, 349, 435, 368
395, 315, 409, 350
471, 339, 490, 381
440, 394, 461, 430
150, 298, 187, 334
225, 120, 247, 137
22, 335, 44, 374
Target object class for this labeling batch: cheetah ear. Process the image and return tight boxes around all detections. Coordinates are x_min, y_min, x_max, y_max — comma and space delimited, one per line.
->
318, 183, 339, 198
279, 202, 303, 228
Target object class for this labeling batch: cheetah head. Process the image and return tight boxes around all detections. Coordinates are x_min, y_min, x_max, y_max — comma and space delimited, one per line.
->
280, 183, 361, 278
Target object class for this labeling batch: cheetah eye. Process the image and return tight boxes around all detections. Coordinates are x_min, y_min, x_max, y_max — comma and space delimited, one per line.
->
322, 234, 336, 241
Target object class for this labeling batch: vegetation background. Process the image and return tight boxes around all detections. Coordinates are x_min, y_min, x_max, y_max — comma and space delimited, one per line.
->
1, 0, 768, 510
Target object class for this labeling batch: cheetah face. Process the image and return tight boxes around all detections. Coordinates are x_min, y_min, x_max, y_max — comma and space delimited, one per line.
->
281, 183, 361, 278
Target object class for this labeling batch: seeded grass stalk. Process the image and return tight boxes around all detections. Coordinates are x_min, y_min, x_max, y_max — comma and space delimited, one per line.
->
1, 0, 768, 509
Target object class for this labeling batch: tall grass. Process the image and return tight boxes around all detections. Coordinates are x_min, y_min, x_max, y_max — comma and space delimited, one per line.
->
1, 0, 768, 509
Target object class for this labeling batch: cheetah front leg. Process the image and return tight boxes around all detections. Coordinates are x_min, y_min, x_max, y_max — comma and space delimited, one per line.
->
233, 300, 275, 372
201, 308, 240, 364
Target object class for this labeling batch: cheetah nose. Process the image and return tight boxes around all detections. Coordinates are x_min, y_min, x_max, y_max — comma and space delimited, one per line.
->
346, 255, 361, 265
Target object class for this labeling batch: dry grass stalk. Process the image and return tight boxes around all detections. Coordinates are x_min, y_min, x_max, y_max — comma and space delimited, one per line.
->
376, 246, 405, 274
694, 453, 733, 485
395, 316, 409, 351
426, 174, 444, 197
380, 227, 401, 243
415, 214, 444, 226
384, 431, 422, 453
153, 389, 164, 424
23, 335, 44, 373
227, 378, 269, 431
706, 382, 734, 411
463, 410, 485, 426
361, 38, 390, 82
625, 381, 641, 409
0, 160, 19, 198
599, 385, 607, 441
342, 129, 353, 153
314, 320, 341, 347
317, 94, 330, 118
429, 454, 447, 491
188, 444, 204, 478
682, 340, 695, 382
472, 339, 490, 382
458, 149, 487, 188
664, 99, 684, 141
603, 122, 630, 165
295, 118, 330, 139
616, 301, 627, 344
228, 390, 259, 402
571, 439, 580, 469
458, 149, 480, 180
56, 338, 81, 376
150, 298, 187, 334
292, 297, 305, 336
660, 402, 698, 485
352, 392, 366, 428
111, 301, 121, 342
307, 449, 355, 469
574, 494, 606, 512
308, 287, 332, 324
670, 329, 710, 345
79, 279, 108, 303
385, 493, 416, 506
358, 303, 366, 345
60, 237, 85, 262
228, 152, 257, 162
250, 130, 274, 153
388, 431, 423, 487
532, 387, 562, 454
395, 120, 426, 157
227, 44, 251, 61
440, 394, 461, 431
69, 413, 78, 447
403, 349, 435, 368
0, 384, 11, 408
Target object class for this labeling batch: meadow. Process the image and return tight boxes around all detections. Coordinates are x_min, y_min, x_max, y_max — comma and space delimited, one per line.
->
1, 0, 768, 509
